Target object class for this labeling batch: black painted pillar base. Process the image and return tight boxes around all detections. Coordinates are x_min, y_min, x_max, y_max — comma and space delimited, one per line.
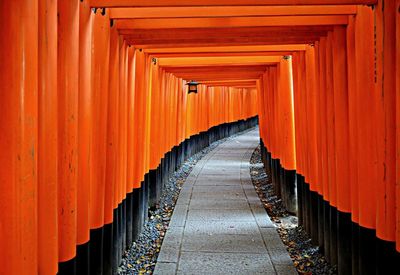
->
117, 203, 122, 264
126, 192, 133, 246
283, 169, 297, 214
139, 181, 145, 234
323, 199, 331, 263
148, 169, 158, 210
310, 191, 319, 246
296, 173, 304, 227
351, 221, 359, 275
279, 165, 286, 211
317, 194, 325, 251
376, 238, 400, 275
76, 242, 90, 275
271, 159, 281, 198
112, 207, 119, 273
359, 226, 376, 275
59, 258, 76, 275
143, 175, 149, 223
329, 206, 338, 266
303, 183, 310, 235
132, 188, 141, 241
89, 227, 104, 275
103, 222, 113, 275
337, 211, 352, 275
122, 199, 127, 255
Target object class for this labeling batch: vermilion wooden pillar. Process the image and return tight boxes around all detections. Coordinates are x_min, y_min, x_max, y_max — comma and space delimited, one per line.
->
396, 0, 400, 254
332, 25, 352, 275
90, 7, 110, 230
354, 6, 378, 275
134, 49, 147, 185
374, 0, 396, 245
105, 19, 121, 274
278, 58, 296, 172
117, 39, 128, 263
118, 39, 128, 207
76, 2, 93, 273
354, 4, 377, 233
57, 0, 79, 272
346, 15, 361, 275
0, 0, 39, 274
127, 46, 136, 193
317, 37, 328, 204
89, 8, 110, 275
38, 0, 58, 274
304, 46, 319, 196
374, 1, 399, 273
144, 56, 153, 176
106, 24, 120, 221
159, 71, 168, 158
149, 60, 161, 172
278, 57, 297, 213
346, 14, 359, 225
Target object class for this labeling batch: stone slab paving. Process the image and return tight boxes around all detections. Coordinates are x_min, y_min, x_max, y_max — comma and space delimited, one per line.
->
154, 129, 297, 275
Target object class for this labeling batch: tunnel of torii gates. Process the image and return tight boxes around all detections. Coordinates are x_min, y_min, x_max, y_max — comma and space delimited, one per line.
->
0, 0, 399, 274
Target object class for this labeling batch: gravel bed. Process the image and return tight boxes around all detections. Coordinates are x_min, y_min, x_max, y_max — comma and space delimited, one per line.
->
118, 130, 253, 275
250, 146, 337, 275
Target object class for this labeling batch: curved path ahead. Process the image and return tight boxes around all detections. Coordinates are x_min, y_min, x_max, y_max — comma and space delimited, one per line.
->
154, 129, 296, 275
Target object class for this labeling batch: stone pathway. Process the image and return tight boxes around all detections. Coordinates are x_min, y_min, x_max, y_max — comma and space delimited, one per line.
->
154, 129, 297, 275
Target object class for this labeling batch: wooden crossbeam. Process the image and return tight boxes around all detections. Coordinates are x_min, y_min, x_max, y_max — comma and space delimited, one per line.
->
110, 5, 356, 19
158, 56, 281, 67
115, 15, 348, 29
144, 45, 307, 53
90, 0, 377, 8
131, 40, 313, 48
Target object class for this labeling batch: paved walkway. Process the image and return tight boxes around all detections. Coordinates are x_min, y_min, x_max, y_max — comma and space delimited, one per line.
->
154, 129, 297, 275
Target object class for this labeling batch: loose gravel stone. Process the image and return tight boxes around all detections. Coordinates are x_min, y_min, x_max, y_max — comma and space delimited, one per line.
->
250, 146, 337, 275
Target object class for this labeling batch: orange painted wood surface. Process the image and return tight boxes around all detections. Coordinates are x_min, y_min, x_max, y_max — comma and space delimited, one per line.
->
90, 9, 110, 229
0, 0, 39, 273
77, 0, 93, 245
90, 0, 377, 8
57, 0, 79, 262
38, 0, 58, 273
396, 0, 400, 252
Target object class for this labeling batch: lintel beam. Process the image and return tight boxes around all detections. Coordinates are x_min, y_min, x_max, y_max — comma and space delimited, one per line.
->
90, 0, 377, 8
158, 56, 281, 67
150, 52, 294, 57
109, 5, 356, 19
129, 40, 314, 48
144, 45, 306, 53
115, 15, 348, 29
164, 65, 268, 73
125, 37, 321, 46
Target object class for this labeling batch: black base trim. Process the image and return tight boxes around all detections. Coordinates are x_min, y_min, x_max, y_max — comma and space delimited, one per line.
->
58, 257, 76, 275
76, 242, 90, 275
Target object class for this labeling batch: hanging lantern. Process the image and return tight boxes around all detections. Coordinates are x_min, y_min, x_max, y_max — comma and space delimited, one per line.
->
186, 80, 199, 94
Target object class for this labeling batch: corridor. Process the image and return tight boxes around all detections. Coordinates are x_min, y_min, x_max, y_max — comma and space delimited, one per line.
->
1, 1, 400, 274
154, 129, 296, 275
